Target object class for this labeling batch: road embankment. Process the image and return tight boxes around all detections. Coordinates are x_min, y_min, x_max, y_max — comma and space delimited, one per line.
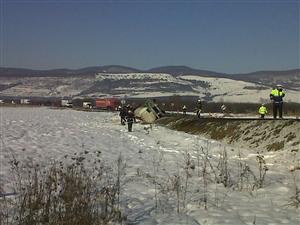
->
155, 115, 300, 152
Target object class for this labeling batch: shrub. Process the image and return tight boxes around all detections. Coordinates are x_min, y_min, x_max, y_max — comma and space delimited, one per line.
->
1, 153, 126, 225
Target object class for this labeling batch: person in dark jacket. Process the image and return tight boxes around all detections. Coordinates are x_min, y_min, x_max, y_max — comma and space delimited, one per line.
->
119, 106, 127, 125
126, 110, 135, 132
270, 84, 285, 119
196, 99, 202, 119
182, 105, 187, 116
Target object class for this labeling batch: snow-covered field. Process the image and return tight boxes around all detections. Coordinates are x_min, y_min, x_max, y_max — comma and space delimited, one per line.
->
1, 107, 299, 224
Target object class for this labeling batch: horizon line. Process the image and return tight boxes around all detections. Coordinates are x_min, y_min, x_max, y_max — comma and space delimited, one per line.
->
1, 65, 299, 75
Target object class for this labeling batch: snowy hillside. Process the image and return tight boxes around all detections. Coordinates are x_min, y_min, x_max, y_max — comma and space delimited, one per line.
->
179, 75, 300, 103
1, 107, 299, 224
156, 115, 300, 153
0, 71, 299, 103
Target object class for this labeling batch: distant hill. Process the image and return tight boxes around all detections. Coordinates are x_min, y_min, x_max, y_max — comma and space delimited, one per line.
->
1, 65, 298, 80
0, 65, 141, 77
76, 65, 141, 74
231, 69, 300, 90
0, 67, 74, 77
234, 69, 300, 77
0, 66, 299, 101
147, 66, 226, 77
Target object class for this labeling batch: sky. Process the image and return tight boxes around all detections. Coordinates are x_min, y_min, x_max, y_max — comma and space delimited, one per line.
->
0, 0, 299, 74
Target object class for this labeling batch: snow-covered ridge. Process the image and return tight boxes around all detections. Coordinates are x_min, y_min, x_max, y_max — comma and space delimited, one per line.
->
179, 75, 300, 103
96, 72, 178, 82
0, 72, 299, 103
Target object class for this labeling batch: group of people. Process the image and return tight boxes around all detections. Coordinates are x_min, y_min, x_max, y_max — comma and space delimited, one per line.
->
259, 84, 285, 119
181, 84, 286, 119
118, 105, 135, 132
182, 99, 225, 118
119, 85, 286, 131
182, 99, 202, 118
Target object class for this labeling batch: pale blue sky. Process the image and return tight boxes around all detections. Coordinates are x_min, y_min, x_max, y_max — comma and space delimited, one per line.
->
1, 0, 299, 73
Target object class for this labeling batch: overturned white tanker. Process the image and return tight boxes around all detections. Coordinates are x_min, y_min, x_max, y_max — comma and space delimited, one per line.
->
134, 100, 165, 123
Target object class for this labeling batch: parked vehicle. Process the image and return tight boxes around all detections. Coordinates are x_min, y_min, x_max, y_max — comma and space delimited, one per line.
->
83, 101, 93, 109
20, 99, 30, 104
95, 98, 120, 110
61, 99, 72, 107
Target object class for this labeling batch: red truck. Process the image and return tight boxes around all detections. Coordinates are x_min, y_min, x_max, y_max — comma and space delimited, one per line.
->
94, 98, 120, 110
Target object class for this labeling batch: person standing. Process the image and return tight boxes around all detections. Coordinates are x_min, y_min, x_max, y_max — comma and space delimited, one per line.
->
182, 105, 187, 116
119, 106, 127, 125
258, 103, 268, 119
221, 104, 226, 114
196, 99, 202, 119
126, 110, 135, 132
270, 85, 285, 119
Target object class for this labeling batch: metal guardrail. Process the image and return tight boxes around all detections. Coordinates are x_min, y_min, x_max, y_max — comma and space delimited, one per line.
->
0, 192, 18, 198
164, 111, 300, 121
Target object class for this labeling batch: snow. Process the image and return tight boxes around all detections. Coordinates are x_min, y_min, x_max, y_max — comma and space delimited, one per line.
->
129, 91, 201, 98
179, 75, 300, 103
1, 74, 299, 103
96, 73, 179, 82
1, 107, 299, 224
0, 77, 95, 97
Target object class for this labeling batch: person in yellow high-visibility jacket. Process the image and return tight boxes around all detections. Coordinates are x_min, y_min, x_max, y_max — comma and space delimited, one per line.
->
258, 104, 268, 119
270, 84, 285, 119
